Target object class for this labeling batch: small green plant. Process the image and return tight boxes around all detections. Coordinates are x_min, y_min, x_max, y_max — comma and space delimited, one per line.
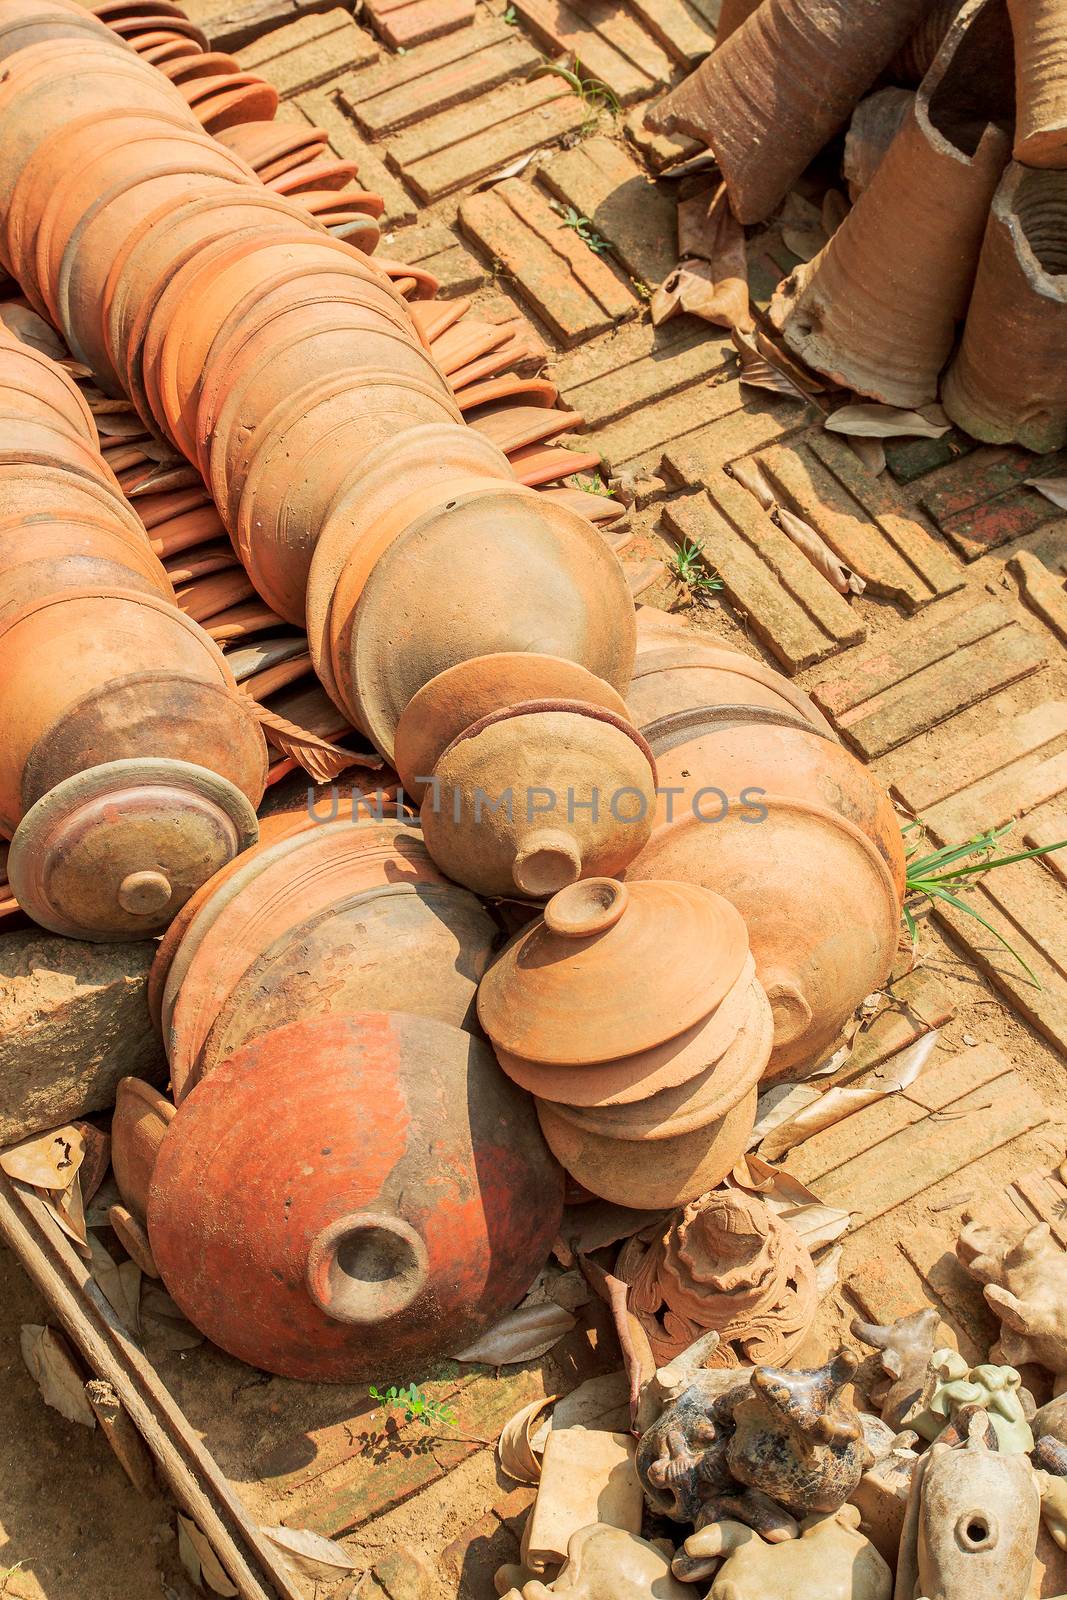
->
369, 1383, 458, 1429
632, 278, 652, 302
571, 472, 612, 497
550, 202, 610, 255
533, 57, 621, 121
503, 3, 518, 20
903, 821, 1067, 982
669, 538, 724, 603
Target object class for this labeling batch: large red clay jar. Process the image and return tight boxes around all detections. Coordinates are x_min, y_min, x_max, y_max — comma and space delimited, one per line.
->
147, 1011, 564, 1382
645, 0, 929, 222
772, 0, 1013, 406
625, 708, 904, 1076
942, 164, 1067, 452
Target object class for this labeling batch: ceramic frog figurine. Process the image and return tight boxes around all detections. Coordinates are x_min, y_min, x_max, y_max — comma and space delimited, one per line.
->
904, 1349, 1035, 1453
672, 1505, 891, 1599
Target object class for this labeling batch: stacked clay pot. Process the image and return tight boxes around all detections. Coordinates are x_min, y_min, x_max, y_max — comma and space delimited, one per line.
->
0, 0, 645, 899
0, 316, 267, 940
477, 877, 772, 1208
145, 1011, 564, 1382
148, 817, 500, 1103
108, 1075, 175, 1276
622, 609, 904, 1077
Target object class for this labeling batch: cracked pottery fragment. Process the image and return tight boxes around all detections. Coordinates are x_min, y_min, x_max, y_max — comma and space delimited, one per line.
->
726, 1350, 872, 1517
850, 1436, 920, 1568
852, 1309, 942, 1432
903, 1349, 1035, 1453
618, 1188, 817, 1369
673, 1505, 891, 1598
500, 1524, 690, 1600
524, 1430, 644, 1573
1033, 1393, 1067, 1448
896, 1427, 1041, 1600
958, 1221, 1067, 1383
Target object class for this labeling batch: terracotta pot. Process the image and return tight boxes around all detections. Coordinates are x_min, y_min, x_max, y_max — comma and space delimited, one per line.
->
478, 876, 749, 1064
420, 704, 657, 900
943, 164, 1067, 451
305, 423, 514, 715
147, 1010, 563, 1382
0, 3, 119, 56
0, 587, 266, 834
0, 410, 123, 487
625, 708, 903, 1075
1008, 0, 1067, 166
192, 878, 499, 1089
161, 819, 455, 1097
536, 1078, 757, 1208
111, 1075, 175, 1218
627, 613, 833, 734
394, 653, 631, 801
491, 955, 760, 1107
0, 534, 172, 617
0, 337, 96, 439
0, 461, 146, 541
7, 755, 259, 940
332, 487, 637, 760
772, 0, 1012, 406
646, 0, 930, 223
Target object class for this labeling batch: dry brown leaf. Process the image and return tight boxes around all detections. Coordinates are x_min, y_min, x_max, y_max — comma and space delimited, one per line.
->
727, 458, 776, 511
87, 1235, 141, 1334
822, 188, 850, 236
0, 301, 68, 359
654, 181, 752, 332
556, 1201, 669, 1262
178, 1516, 238, 1597
51, 1172, 88, 1248
748, 1082, 822, 1149
843, 88, 914, 201
20, 1324, 96, 1429
140, 1284, 204, 1353
826, 403, 950, 439
543, 1371, 631, 1441
1025, 476, 1067, 511
250, 702, 366, 783
497, 1395, 557, 1483
815, 1243, 844, 1300
776, 506, 864, 595
847, 434, 887, 476
779, 191, 827, 263
732, 328, 811, 401
262, 1525, 356, 1581
1, 1126, 85, 1190
453, 1303, 576, 1365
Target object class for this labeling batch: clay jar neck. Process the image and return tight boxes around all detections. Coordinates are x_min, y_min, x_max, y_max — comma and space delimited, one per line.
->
542, 876, 629, 936
513, 828, 583, 898
304, 1212, 430, 1326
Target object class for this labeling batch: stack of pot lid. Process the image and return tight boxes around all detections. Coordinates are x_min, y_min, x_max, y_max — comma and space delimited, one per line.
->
477, 877, 771, 1209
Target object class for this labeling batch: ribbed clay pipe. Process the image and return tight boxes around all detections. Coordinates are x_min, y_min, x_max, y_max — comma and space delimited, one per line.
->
888, 0, 966, 85
943, 163, 1067, 451
714, 0, 764, 46
645, 0, 930, 223
770, 0, 1012, 406
1008, 0, 1067, 167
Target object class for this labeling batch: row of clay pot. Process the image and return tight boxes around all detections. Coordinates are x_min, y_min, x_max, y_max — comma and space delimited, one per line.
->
621, 610, 905, 1076
0, 1, 650, 901
0, 314, 268, 940
770, 0, 1067, 448
110, 1008, 564, 1382
478, 876, 771, 1209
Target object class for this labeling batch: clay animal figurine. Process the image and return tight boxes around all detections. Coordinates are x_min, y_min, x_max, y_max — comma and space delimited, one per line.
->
499, 1524, 691, 1600
619, 1189, 818, 1368
1033, 1393, 1067, 1450
894, 1419, 1041, 1600
851, 1436, 920, 1569
672, 1505, 892, 1599
726, 1350, 873, 1518
852, 1309, 941, 1431
904, 1349, 1034, 1453
958, 1220, 1067, 1386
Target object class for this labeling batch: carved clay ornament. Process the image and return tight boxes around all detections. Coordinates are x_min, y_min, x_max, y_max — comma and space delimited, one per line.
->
499, 1524, 692, 1600
672, 1505, 892, 1599
726, 1350, 873, 1518
852, 1310, 942, 1432
958, 1221, 1067, 1386
618, 1189, 817, 1368
904, 1349, 1035, 1454
894, 1420, 1041, 1600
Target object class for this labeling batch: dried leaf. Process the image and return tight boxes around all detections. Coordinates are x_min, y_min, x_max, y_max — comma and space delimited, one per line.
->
51, 1172, 88, 1247
847, 434, 887, 476
556, 1201, 669, 1261
780, 191, 827, 263
544, 1370, 631, 1440
844, 88, 914, 201
776, 505, 864, 595
497, 1395, 557, 1483
580, 1251, 655, 1425
262, 1526, 356, 1581
475, 148, 543, 189
815, 1243, 843, 1300
1025, 475, 1067, 511
0, 301, 68, 359
87, 1235, 141, 1334
654, 181, 752, 332
20, 1324, 96, 1429
757, 1031, 938, 1160
826, 403, 950, 440
453, 1303, 576, 1365
732, 327, 811, 401
1, 1126, 85, 1189
789, 1207, 852, 1253
178, 1516, 238, 1596
140, 1284, 204, 1353
749, 1082, 822, 1149
727, 457, 776, 511
821, 188, 849, 236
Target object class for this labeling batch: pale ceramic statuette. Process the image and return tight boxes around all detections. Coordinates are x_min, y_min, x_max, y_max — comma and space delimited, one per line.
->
903, 1349, 1034, 1453
672, 1504, 891, 1599
500, 1524, 690, 1600
852, 1309, 941, 1431
958, 1221, 1067, 1386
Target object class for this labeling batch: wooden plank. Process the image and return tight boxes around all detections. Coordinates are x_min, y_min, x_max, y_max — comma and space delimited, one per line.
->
513, 0, 673, 103
663, 494, 852, 675
892, 701, 1067, 815
339, 20, 539, 136
834, 623, 1047, 760
787, 1045, 1009, 1185
362, 0, 473, 48
539, 136, 678, 290
235, 6, 378, 95
923, 746, 1067, 844
812, 599, 1012, 722
816, 1071, 1047, 1223
554, 319, 733, 430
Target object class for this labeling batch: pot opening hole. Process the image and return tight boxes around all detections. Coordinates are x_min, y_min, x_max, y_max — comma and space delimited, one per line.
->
1013, 170, 1067, 276
311, 1215, 428, 1325
543, 875, 627, 936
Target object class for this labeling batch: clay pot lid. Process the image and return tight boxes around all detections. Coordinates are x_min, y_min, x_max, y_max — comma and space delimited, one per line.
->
539, 485, 625, 522
457, 376, 559, 413
477, 876, 750, 1066
7, 757, 258, 940
373, 257, 439, 299
141, 37, 200, 61
108, 1204, 161, 1276
197, 82, 282, 132
269, 159, 361, 194
509, 443, 602, 486
109, 13, 208, 43
216, 120, 326, 167
319, 215, 381, 251
393, 653, 632, 798
161, 50, 240, 81
471, 404, 584, 454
